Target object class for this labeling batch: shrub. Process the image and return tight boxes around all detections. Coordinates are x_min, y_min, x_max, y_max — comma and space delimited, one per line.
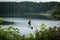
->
0, 24, 60, 40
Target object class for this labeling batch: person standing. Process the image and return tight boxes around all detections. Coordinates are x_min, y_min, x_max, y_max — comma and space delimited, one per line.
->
28, 20, 31, 26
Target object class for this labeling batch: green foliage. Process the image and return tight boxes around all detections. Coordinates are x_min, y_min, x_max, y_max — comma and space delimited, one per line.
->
40, 23, 46, 31
0, 26, 21, 40
0, 18, 3, 21
29, 33, 34, 40
0, 18, 3, 24
0, 24, 60, 40
35, 29, 40, 40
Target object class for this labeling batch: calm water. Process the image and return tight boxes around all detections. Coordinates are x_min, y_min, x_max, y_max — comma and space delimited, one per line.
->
1, 17, 60, 36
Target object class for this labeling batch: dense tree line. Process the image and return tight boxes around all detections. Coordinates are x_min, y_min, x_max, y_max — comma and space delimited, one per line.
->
0, 1, 60, 13
0, 2, 60, 20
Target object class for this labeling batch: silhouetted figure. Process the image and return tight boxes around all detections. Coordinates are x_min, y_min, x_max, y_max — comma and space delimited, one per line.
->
28, 20, 31, 26
28, 20, 33, 30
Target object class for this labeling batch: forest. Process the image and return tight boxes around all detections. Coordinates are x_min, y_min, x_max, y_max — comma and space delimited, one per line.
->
0, 2, 60, 20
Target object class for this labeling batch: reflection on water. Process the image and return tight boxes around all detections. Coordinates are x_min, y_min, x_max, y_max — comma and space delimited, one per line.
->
1, 17, 60, 36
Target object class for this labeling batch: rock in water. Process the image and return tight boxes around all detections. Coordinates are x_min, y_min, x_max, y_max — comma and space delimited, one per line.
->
31, 27, 33, 30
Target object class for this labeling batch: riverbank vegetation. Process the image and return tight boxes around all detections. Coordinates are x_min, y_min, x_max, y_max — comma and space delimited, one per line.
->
0, 23, 60, 40
0, 18, 14, 25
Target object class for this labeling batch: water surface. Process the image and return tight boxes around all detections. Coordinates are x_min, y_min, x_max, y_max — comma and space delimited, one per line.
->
2, 18, 60, 36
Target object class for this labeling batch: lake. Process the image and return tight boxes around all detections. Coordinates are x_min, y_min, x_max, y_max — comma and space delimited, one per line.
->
1, 17, 60, 36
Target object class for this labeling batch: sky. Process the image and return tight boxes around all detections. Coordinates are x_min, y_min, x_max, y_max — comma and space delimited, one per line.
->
0, 0, 60, 2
